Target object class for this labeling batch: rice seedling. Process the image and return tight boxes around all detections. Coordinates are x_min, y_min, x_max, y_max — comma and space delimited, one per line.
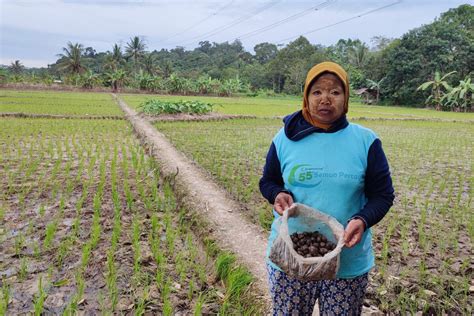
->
161, 278, 173, 316
43, 220, 58, 250
132, 216, 141, 274
0, 282, 9, 315
0, 90, 123, 116
193, 292, 206, 316
155, 115, 472, 313
105, 249, 118, 311
18, 257, 28, 281
32, 277, 46, 316
0, 93, 296, 315
224, 266, 254, 302
216, 252, 236, 282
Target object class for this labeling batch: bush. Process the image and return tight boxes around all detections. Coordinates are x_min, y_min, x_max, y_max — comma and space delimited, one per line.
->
139, 99, 214, 115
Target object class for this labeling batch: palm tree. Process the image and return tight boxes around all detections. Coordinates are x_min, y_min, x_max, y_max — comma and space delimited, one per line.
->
366, 77, 386, 104
417, 70, 456, 110
104, 44, 125, 71
125, 36, 146, 72
57, 42, 86, 74
160, 60, 173, 78
9, 60, 25, 75
142, 53, 157, 76
348, 42, 369, 68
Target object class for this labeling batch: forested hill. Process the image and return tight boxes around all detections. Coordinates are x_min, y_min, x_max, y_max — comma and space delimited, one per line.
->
2, 4, 473, 108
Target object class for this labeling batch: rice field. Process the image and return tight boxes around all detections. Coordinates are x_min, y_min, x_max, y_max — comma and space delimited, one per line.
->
122, 93, 474, 121
0, 92, 262, 315
155, 117, 473, 313
1, 89, 472, 314
0, 90, 123, 116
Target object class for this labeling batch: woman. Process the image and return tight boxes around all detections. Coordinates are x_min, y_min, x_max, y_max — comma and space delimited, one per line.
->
259, 61, 394, 315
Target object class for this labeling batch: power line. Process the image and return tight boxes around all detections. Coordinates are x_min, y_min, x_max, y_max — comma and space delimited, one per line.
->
176, 0, 281, 48
236, 0, 335, 41
276, 0, 402, 45
161, 1, 235, 44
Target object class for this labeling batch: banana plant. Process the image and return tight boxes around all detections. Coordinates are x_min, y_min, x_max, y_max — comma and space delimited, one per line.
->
417, 70, 456, 110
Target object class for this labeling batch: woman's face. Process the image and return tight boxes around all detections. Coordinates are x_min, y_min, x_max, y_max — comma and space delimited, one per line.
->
307, 73, 345, 125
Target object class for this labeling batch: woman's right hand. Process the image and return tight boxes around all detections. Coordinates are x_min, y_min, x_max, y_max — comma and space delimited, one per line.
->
274, 192, 294, 215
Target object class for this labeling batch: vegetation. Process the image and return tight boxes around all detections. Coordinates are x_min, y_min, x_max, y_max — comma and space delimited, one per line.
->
0, 92, 263, 315
1, 5, 472, 111
155, 115, 473, 314
139, 99, 215, 115
382, 4, 473, 107
0, 90, 123, 116
123, 93, 474, 121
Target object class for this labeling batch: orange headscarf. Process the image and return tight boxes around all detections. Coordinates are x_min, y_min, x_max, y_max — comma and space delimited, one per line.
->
302, 61, 350, 129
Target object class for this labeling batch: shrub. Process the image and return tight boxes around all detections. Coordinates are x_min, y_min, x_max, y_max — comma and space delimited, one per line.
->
139, 99, 214, 115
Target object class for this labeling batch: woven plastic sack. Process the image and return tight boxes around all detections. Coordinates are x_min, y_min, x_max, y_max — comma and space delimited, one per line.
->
269, 203, 345, 281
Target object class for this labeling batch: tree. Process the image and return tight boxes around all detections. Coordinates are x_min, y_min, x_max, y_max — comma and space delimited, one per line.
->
9, 60, 25, 75
254, 42, 278, 64
273, 36, 316, 93
384, 4, 474, 105
348, 41, 369, 68
142, 53, 157, 76
197, 41, 212, 55
84, 47, 97, 58
104, 44, 125, 71
417, 71, 456, 110
57, 42, 86, 74
79, 70, 100, 89
0, 68, 9, 84
125, 36, 147, 72
366, 77, 386, 104
105, 69, 127, 92
287, 60, 307, 94
370, 36, 394, 51
160, 60, 173, 78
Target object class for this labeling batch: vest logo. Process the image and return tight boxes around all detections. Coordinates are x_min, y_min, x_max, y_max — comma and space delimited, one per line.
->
288, 164, 322, 188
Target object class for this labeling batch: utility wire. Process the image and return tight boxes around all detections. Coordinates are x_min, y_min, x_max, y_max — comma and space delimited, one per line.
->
276, 0, 402, 44
236, 0, 335, 41
176, 0, 281, 48
161, 1, 235, 44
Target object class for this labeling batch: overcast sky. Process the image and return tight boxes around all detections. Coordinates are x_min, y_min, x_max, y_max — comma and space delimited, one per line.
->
0, 0, 470, 67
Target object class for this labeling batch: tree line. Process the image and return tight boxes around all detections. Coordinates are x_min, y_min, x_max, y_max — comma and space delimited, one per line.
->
1, 4, 472, 110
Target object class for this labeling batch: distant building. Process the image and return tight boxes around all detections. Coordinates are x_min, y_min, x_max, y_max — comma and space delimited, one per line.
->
354, 88, 377, 104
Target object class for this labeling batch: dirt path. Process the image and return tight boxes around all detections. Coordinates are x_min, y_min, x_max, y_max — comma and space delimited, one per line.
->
113, 95, 272, 305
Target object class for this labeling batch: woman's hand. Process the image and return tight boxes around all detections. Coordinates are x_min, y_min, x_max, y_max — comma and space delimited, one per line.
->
273, 192, 294, 215
344, 218, 366, 248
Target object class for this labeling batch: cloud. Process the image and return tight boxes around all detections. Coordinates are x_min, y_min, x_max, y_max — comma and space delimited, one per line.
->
1, 0, 469, 67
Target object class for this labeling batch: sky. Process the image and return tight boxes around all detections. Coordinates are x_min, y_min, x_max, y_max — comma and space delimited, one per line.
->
0, 0, 470, 68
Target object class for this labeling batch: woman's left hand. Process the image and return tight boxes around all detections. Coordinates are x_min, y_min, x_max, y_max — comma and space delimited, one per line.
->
344, 218, 366, 248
